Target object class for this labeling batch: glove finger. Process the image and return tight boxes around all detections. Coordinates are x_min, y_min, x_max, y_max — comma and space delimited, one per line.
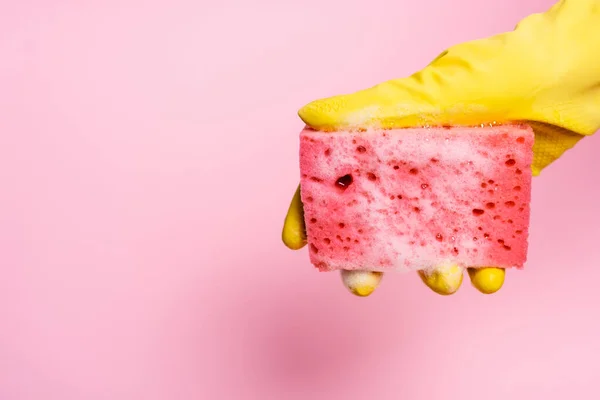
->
418, 265, 464, 295
297, 79, 434, 131
282, 184, 307, 250
467, 267, 505, 294
340, 270, 383, 297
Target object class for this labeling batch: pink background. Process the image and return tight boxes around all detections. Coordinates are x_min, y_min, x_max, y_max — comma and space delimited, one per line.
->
1, 0, 599, 399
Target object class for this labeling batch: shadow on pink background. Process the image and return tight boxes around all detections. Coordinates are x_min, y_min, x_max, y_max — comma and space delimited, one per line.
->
1, 0, 599, 399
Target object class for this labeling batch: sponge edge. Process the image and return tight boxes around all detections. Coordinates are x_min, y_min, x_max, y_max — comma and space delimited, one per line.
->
299, 125, 534, 273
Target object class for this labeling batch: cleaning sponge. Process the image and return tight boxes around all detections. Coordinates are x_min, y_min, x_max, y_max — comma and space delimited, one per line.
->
299, 124, 533, 272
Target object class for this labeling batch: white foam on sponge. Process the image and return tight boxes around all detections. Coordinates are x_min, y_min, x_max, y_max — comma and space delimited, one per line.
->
300, 125, 534, 272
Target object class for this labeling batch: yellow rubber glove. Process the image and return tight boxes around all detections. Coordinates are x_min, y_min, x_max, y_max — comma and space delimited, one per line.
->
283, 0, 600, 296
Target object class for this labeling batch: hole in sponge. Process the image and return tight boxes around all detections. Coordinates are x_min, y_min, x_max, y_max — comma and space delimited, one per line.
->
335, 174, 353, 190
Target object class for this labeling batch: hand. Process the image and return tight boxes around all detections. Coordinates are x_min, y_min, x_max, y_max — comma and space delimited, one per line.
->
283, 0, 600, 296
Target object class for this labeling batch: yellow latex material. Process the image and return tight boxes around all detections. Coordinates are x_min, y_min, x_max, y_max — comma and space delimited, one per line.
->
282, 185, 306, 250
298, 0, 600, 175
283, 0, 600, 295
418, 266, 464, 295
340, 270, 383, 297
468, 267, 506, 294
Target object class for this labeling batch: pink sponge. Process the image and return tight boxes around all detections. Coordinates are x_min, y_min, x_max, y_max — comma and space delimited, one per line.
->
299, 125, 534, 272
